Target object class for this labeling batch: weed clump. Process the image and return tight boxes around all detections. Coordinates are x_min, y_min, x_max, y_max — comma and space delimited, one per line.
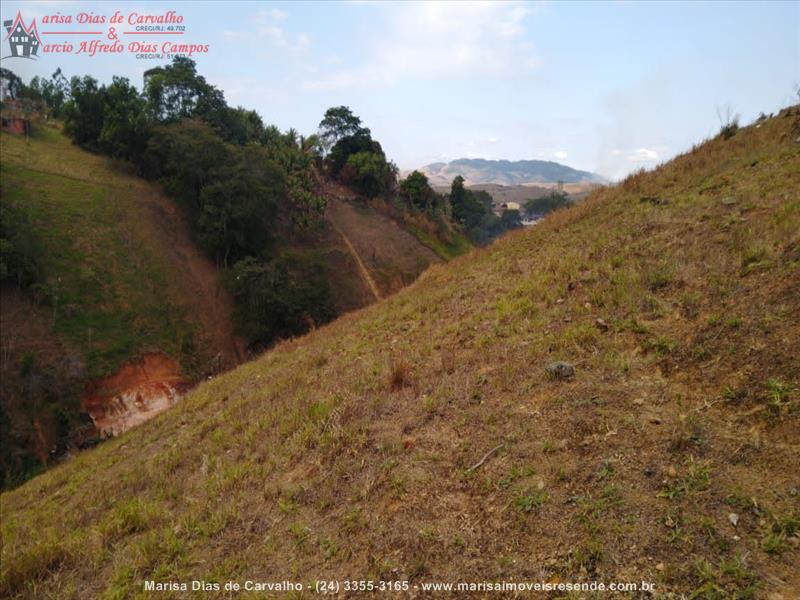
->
387, 358, 412, 391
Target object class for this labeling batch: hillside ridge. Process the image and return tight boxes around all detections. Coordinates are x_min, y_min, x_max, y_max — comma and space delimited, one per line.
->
1, 109, 799, 597
418, 157, 607, 187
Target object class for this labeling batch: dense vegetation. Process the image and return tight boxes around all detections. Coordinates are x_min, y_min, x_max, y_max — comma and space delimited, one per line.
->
449, 175, 522, 244
3, 60, 335, 349
524, 190, 573, 218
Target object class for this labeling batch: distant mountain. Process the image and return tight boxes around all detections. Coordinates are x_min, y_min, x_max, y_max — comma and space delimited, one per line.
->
417, 158, 607, 187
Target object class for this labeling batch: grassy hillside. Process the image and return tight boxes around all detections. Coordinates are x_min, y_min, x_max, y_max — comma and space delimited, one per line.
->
1, 124, 242, 486
1, 124, 241, 377
2, 110, 799, 597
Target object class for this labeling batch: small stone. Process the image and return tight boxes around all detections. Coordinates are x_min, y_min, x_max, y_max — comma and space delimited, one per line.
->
655, 562, 665, 572
633, 398, 645, 406
584, 302, 592, 309
667, 466, 678, 478
546, 362, 575, 380
537, 480, 545, 490
644, 467, 655, 477
556, 298, 565, 304
595, 318, 609, 331
721, 196, 737, 206
788, 536, 800, 548
649, 416, 663, 424
728, 513, 739, 527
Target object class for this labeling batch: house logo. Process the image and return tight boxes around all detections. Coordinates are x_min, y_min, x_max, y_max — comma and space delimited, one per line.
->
3, 11, 41, 59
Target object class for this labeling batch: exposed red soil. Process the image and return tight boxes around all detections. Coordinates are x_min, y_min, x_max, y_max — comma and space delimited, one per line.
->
81, 353, 190, 437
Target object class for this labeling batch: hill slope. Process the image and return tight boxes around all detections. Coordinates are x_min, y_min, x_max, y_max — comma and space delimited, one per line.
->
2, 110, 799, 596
1, 124, 460, 486
419, 158, 606, 187
1, 124, 244, 483
315, 184, 445, 313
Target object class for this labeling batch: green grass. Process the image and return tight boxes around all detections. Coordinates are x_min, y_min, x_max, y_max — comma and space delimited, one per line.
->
1, 129, 198, 378
410, 225, 472, 261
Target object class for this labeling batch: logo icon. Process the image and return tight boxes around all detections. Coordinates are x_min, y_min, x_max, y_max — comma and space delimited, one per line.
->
3, 11, 41, 59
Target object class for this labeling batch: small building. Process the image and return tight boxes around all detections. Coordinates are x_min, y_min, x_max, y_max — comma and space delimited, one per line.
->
1, 99, 32, 136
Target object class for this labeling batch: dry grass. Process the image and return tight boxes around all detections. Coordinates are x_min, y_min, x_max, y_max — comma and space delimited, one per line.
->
1, 108, 799, 598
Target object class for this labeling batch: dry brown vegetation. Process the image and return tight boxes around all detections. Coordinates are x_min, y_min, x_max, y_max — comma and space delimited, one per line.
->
1, 109, 799, 598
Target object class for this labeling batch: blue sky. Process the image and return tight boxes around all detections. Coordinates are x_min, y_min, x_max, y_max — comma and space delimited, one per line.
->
2, 1, 798, 179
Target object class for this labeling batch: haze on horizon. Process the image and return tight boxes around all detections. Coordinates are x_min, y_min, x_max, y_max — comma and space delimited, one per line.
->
2, 0, 798, 180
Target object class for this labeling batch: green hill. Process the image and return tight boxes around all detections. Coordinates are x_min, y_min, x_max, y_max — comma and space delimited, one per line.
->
0, 123, 457, 488
1, 109, 798, 597
1, 123, 243, 486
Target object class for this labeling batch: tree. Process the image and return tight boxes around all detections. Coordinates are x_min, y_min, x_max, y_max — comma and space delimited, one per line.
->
400, 170, 437, 211
450, 175, 487, 229
196, 146, 286, 264
0, 203, 40, 288
62, 76, 106, 148
141, 119, 233, 206
341, 151, 396, 198
326, 130, 382, 176
144, 57, 225, 125
524, 191, 571, 217
26, 69, 69, 116
219, 106, 265, 145
47, 68, 69, 116
98, 77, 149, 161
225, 252, 335, 348
318, 106, 369, 153
500, 209, 522, 230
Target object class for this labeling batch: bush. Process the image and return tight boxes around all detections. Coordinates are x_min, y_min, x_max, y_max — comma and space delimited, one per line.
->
0, 203, 41, 288
225, 253, 336, 348
524, 191, 571, 217
341, 151, 396, 198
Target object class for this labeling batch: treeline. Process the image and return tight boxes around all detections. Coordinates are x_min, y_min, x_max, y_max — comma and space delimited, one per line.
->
2, 59, 334, 348
313, 106, 519, 246
524, 191, 573, 218
2, 60, 519, 346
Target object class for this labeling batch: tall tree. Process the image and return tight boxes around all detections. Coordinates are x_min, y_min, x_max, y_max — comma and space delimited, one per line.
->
318, 106, 369, 153
62, 76, 106, 148
98, 76, 149, 161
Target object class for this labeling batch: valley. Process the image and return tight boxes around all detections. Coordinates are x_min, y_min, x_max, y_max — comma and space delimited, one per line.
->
2, 106, 797, 597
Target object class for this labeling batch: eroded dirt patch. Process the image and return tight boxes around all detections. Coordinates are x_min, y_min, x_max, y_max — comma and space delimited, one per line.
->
82, 353, 189, 436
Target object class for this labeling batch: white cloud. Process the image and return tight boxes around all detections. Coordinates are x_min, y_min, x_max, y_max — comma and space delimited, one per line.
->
269, 8, 288, 22
627, 147, 660, 162
304, 1, 539, 90
610, 147, 663, 162
217, 9, 309, 53
554, 150, 568, 160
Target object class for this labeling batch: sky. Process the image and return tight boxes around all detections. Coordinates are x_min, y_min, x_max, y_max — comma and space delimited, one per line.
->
2, 0, 798, 179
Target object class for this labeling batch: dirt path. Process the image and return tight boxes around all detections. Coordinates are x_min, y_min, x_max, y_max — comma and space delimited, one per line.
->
330, 220, 382, 301
322, 183, 441, 301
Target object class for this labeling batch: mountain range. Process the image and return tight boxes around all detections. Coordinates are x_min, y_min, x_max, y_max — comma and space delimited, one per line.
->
417, 158, 607, 187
